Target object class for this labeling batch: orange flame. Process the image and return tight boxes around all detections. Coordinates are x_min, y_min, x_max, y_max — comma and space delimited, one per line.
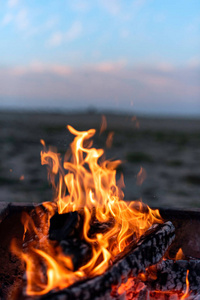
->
106, 131, 114, 148
136, 167, 147, 186
176, 248, 185, 260
11, 125, 163, 296
99, 115, 107, 135
181, 270, 190, 299
117, 270, 190, 300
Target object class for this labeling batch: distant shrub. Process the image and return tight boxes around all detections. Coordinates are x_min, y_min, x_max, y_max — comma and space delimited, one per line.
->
184, 174, 200, 185
166, 160, 183, 167
126, 152, 153, 163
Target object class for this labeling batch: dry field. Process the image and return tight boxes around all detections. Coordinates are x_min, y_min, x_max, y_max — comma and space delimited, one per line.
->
0, 111, 200, 208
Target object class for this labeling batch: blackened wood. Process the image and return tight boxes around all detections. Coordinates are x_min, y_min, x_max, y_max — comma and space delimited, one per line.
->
49, 211, 79, 241
49, 211, 114, 270
88, 217, 115, 236
29, 221, 175, 300
60, 239, 92, 270
49, 211, 115, 241
148, 259, 200, 293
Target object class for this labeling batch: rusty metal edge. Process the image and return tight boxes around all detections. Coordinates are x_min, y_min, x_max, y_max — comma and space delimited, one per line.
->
0, 202, 10, 223
0, 202, 39, 223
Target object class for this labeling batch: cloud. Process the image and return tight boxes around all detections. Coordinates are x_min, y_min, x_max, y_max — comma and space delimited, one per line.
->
10, 62, 72, 76
16, 9, 29, 30
187, 56, 200, 68
1, 13, 13, 26
71, 1, 91, 12
44, 17, 59, 30
0, 63, 199, 115
65, 21, 82, 41
120, 29, 129, 38
155, 62, 175, 73
8, 0, 19, 8
47, 21, 82, 47
1, 5, 31, 34
48, 31, 64, 47
100, 0, 121, 16
92, 60, 127, 72
98, 0, 149, 22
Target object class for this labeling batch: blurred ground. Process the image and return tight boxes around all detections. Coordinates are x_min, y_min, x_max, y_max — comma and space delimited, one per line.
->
0, 111, 200, 208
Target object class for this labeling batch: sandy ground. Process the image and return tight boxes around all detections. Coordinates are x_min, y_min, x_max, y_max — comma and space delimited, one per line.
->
0, 111, 200, 209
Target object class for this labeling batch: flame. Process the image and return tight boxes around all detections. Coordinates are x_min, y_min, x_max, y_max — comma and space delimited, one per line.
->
136, 167, 147, 186
181, 270, 190, 299
106, 131, 114, 148
11, 125, 163, 296
175, 248, 185, 260
116, 270, 190, 300
99, 114, 107, 135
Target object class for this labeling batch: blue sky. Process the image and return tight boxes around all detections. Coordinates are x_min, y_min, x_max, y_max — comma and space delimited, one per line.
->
0, 0, 200, 115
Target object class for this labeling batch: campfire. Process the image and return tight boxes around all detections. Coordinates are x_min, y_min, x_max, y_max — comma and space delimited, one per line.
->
0, 124, 200, 299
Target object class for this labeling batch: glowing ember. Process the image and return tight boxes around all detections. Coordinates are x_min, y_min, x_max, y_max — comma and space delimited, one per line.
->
11, 125, 163, 296
117, 270, 191, 300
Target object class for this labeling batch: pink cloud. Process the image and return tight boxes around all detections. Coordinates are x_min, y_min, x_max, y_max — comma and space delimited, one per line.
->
10, 62, 72, 76
0, 63, 199, 114
92, 60, 127, 73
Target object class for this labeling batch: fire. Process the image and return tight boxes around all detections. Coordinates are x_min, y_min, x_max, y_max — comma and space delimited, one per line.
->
117, 269, 190, 300
11, 125, 163, 296
136, 166, 147, 186
181, 270, 190, 300
176, 248, 185, 260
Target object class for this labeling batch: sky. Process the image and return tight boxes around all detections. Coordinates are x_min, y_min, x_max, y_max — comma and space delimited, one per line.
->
0, 0, 200, 116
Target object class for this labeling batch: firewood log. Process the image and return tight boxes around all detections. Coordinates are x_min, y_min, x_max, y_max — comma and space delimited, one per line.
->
147, 259, 200, 293
32, 221, 175, 300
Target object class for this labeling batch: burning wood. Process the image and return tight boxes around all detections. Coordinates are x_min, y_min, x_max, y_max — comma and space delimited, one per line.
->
27, 221, 174, 300
0, 124, 197, 299
11, 125, 164, 296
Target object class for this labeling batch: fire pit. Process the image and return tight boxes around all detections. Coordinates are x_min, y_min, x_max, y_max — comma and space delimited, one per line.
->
0, 125, 200, 300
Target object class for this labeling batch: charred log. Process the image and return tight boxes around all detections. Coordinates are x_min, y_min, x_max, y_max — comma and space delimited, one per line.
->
49, 211, 115, 270
60, 239, 92, 270
23, 221, 175, 300
49, 210, 115, 242
49, 211, 80, 241
147, 259, 200, 293
88, 217, 115, 236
